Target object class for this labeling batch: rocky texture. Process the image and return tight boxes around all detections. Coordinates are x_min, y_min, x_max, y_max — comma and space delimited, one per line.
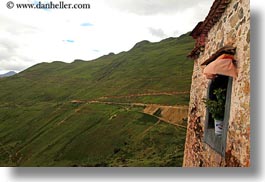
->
183, 0, 250, 167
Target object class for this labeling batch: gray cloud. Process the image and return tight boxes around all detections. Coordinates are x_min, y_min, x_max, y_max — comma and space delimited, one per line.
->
104, 0, 213, 15
0, 59, 30, 72
0, 45, 34, 71
0, 38, 19, 66
0, 37, 35, 72
0, 15, 38, 35
148, 27, 167, 38
0, 15, 38, 72
173, 30, 181, 37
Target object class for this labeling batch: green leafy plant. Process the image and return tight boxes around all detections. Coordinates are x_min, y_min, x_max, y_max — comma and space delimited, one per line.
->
203, 88, 226, 120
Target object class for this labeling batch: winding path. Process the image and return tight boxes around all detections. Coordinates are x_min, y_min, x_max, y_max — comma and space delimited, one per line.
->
98, 91, 189, 100
70, 99, 188, 129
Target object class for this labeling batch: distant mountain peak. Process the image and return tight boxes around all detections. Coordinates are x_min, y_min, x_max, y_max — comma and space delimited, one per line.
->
0, 71, 17, 78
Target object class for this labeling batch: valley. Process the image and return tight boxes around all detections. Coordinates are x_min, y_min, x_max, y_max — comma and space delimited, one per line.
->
0, 32, 194, 166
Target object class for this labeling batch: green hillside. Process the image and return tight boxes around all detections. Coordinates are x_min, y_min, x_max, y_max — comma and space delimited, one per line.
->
0, 32, 194, 167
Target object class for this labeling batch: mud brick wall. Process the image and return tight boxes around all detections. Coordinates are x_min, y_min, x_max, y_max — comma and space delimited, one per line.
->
183, 0, 250, 167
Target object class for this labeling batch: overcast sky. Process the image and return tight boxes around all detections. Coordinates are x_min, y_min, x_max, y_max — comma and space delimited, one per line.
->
0, 0, 213, 74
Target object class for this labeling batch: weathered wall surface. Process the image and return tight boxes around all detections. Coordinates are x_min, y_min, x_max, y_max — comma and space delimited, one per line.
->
183, 0, 250, 167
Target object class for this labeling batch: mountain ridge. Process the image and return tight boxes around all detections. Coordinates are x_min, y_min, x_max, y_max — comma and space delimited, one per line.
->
0, 32, 194, 104
0, 32, 194, 167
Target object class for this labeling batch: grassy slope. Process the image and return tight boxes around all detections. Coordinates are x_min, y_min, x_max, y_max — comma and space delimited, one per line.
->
0, 33, 194, 104
0, 33, 194, 166
0, 103, 186, 166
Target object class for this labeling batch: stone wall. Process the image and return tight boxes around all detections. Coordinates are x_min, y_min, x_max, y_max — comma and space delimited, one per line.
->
183, 0, 250, 167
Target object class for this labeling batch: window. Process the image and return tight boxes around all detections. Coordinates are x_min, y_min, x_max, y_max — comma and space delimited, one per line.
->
203, 75, 233, 156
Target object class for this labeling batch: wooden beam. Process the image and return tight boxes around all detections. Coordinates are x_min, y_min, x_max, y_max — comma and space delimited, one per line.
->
201, 46, 236, 65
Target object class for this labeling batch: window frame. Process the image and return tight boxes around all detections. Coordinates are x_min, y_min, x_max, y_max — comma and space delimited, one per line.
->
203, 76, 233, 156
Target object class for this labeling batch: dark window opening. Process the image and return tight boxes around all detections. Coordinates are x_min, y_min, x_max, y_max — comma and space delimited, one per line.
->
203, 75, 233, 156
207, 75, 229, 129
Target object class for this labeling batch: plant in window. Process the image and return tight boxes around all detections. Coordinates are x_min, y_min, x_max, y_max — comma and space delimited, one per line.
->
204, 88, 226, 120
203, 88, 226, 135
